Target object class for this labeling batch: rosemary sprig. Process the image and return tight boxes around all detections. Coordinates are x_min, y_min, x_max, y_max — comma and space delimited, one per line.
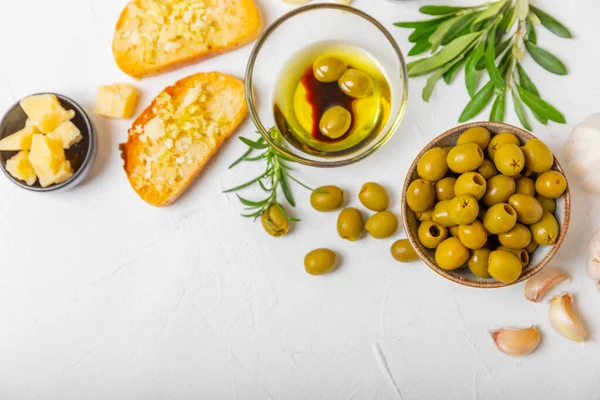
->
395, 0, 572, 129
225, 126, 315, 222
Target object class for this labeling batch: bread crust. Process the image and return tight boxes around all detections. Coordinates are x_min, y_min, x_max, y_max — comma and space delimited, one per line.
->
120, 72, 248, 207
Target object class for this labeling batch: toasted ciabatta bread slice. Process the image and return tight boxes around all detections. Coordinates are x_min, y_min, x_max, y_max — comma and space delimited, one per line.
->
120, 72, 247, 206
112, 0, 263, 78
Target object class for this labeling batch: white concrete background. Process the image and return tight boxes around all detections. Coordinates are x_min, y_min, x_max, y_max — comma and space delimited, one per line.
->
0, 0, 598, 399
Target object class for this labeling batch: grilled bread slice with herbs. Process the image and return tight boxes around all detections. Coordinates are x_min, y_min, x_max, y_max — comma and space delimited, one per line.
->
120, 72, 247, 206
112, 0, 263, 78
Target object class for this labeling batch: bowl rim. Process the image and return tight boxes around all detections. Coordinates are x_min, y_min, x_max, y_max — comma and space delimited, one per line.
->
401, 121, 571, 289
244, 3, 408, 168
0, 92, 96, 192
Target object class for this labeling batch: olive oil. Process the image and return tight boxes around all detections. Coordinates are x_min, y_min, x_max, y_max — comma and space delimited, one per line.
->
274, 41, 392, 156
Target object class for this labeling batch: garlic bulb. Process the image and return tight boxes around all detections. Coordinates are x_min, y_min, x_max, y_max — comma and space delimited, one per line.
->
565, 113, 600, 193
549, 293, 587, 342
490, 326, 541, 356
524, 267, 570, 302
587, 229, 600, 291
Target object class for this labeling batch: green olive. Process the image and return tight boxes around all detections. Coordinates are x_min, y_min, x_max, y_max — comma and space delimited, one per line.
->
493, 144, 525, 176
418, 220, 448, 249
516, 177, 536, 197
319, 106, 351, 139
525, 241, 539, 253
304, 248, 338, 275
498, 223, 532, 249
530, 211, 559, 245
488, 250, 523, 283
487, 132, 520, 160
447, 143, 485, 173
520, 168, 533, 177
435, 177, 456, 201
406, 179, 435, 213
477, 159, 497, 180
365, 211, 399, 239
482, 174, 516, 207
448, 194, 479, 225
483, 203, 517, 234
416, 209, 433, 221
261, 204, 290, 237
508, 194, 543, 224
418, 147, 449, 182
313, 56, 348, 83
454, 172, 487, 200
449, 225, 460, 237
435, 237, 470, 270
468, 248, 491, 278
521, 139, 554, 173
535, 171, 567, 199
536, 195, 556, 213
432, 200, 456, 227
497, 246, 530, 267
337, 207, 364, 241
458, 219, 488, 250
338, 68, 373, 98
456, 126, 491, 150
359, 182, 389, 211
391, 239, 419, 263
311, 185, 344, 212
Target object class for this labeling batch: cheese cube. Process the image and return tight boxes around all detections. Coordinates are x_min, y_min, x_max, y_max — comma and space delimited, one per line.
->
29, 134, 73, 187
5, 151, 37, 186
94, 84, 139, 119
20, 94, 75, 133
47, 121, 82, 149
0, 125, 39, 151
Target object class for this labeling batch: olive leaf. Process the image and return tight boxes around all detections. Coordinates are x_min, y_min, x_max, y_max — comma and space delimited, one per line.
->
530, 6, 573, 38
394, 16, 453, 29
442, 12, 480, 45
443, 57, 467, 84
525, 41, 568, 75
459, 81, 495, 122
476, 38, 511, 70
409, 38, 432, 56
429, 16, 462, 53
517, 86, 566, 123
526, 17, 537, 44
409, 32, 481, 76
423, 57, 463, 101
498, 6, 516, 33
516, 63, 539, 95
485, 26, 505, 87
512, 88, 532, 131
490, 89, 506, 122
473, 0, 507, 24
419, 5, 468, 15
465, 40, 485, 96
409, 26, 436, 43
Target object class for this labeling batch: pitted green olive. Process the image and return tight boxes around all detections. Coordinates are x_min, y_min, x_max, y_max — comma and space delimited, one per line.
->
482, 174, 516, 206
319, 106, 351, 139
418, 220, 448, 249
535, 171, 567, 199
458, 219, 488, 250
488, 250, 522, 283
391, 239, 419, 263
487, 132, 520, 160
359, 182, 389, 211
493, 144, 525, 176
304, 248, 338, 275
456, 126, 491, 150
483, 203, 517, 234
508, 194, 543, 225
418, 147, 449, 182
498, 223, 532, 249
366, 211, 399, 239
406, 179, 435, 213
435, 177, 456, 201
454, 172, 487, 200
261, 204, 290, 237
468, 248, 491, 278
516, 177, 536, 196
416, 209, 433, 221
337, 208, 364, 241
432, 200, 456, 227
521, 139, 554, 173
311, 185, 344, 212
435, 237, 469, 270
477, 159, 497, 180
529, 211, 559, 245
447, 143, 484, 173
338, 69, 373, 98
448, 194, 479, 225
313, 56, 347, 83
536, 195, 556, 213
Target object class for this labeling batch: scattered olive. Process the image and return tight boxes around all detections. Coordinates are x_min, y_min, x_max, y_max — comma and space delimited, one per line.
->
338, 68, 373, 98
418, 147, 449, 182
319, 106, 351, 139
359, 182, 389, 211
366, 211, 399, 239
515, 177, 536, 197
454, 172, 487, 200
311, 185, 344, 212
493, 143, 525, 176
313, 55, 348, 83
535, 171, 567, 199
487, 132, 520, 160
435, 177, 456, 201
304, 248, 338, 275
521, 139, 554, 173
457, 126, 491, 150
406, 179, 435, 213
529, 211, 559, 245
337, 207, 364, 241
261, 204, 290, 237
448, 194, 479, 225
468, 248, 492, 278
391, 239, 419, 263
435, 237, 470, 270
488, 250, 522, 283
418, 220, 448, 249
447, 142, 484, 173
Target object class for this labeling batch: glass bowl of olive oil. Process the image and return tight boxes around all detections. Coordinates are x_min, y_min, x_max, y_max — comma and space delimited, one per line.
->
246, 4, 408, 167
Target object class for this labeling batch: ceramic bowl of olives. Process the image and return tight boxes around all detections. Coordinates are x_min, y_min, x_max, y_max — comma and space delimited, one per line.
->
401, 122, 571, 288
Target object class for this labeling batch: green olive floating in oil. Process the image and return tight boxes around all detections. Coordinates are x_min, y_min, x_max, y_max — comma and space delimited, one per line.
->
313, 56, 348, 83
319, 106, 352, 139
338, 69, 373, 99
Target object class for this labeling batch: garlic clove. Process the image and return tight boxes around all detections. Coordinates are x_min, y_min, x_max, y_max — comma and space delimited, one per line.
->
549, 293, 587, 342
490, 326, 541, 356
524, 267, 571, 302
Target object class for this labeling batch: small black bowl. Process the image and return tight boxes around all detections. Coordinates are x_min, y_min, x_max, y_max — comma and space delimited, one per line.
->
0, 93, 96, 191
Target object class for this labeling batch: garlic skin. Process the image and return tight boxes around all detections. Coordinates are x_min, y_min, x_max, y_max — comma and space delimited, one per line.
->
587, 229, 600, 291
565, 113, 600, 194
549, 293, 587, 342
524, 267, 571, 302
490, 326, 541, 356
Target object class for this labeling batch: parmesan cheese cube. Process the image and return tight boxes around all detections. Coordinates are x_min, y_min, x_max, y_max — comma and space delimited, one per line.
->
29, 134, 73, 187
5, 151, 37, 186
20, 94, 75, 133
0, 125, 39, 151
47, 121, 82, 149
94, 84, 139, 119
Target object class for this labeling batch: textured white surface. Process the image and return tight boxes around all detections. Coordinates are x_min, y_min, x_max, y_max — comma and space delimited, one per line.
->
0, 1, 599, 399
